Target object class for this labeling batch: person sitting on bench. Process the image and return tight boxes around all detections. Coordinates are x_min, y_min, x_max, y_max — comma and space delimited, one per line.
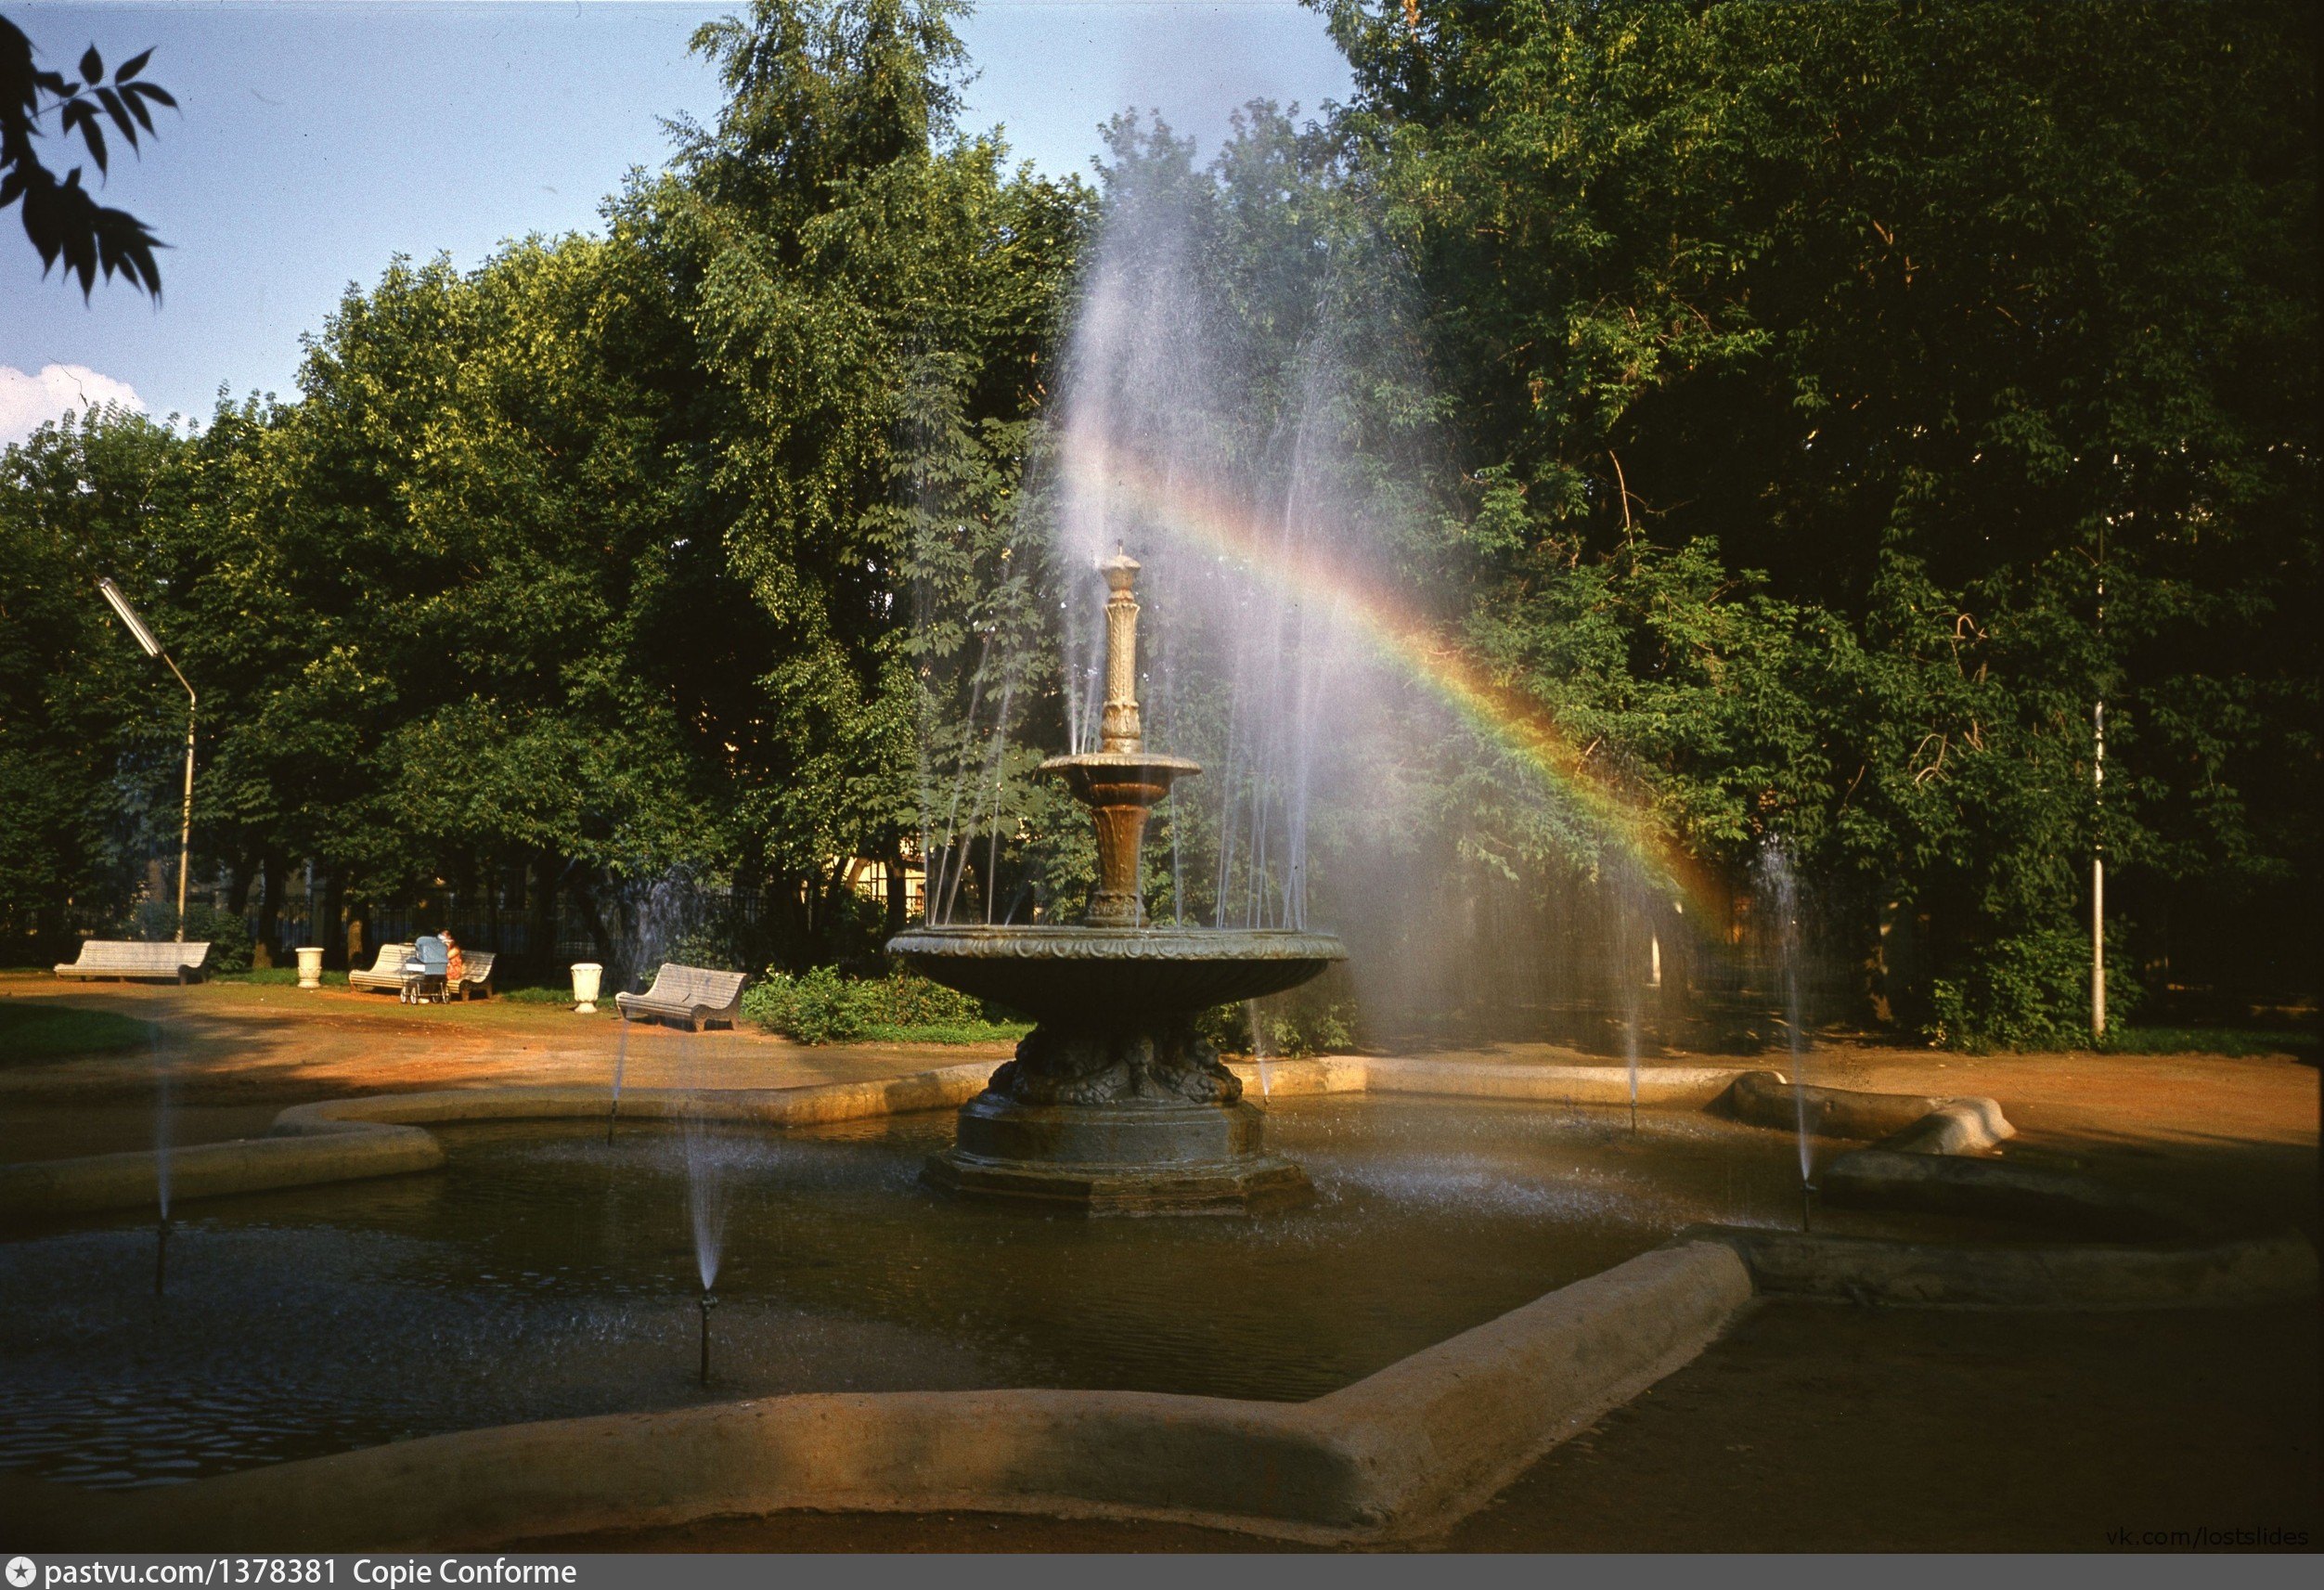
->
441, 930, 466, 992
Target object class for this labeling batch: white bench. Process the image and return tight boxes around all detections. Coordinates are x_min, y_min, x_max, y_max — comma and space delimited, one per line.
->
347, 943, 416, 994
615, 963, 747, 1031
454, 950, 496, 1000
53, 940, 212, 983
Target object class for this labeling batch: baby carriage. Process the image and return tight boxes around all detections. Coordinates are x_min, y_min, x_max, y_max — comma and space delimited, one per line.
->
400, 935, 450, 1003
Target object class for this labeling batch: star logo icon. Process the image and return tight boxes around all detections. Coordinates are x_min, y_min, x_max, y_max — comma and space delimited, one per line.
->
6, 1557, 37, 1589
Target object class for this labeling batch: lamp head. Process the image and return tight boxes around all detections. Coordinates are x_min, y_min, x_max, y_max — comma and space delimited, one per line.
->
97, 578, 163, 658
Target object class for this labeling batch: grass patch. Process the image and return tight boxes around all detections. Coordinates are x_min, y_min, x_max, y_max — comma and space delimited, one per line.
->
0, 1002, 159, 1062
500, 983, 587, 1005
2095, 1025, 2317, 1059
214, 967, 347, 988
860, 1020, 1031, 1045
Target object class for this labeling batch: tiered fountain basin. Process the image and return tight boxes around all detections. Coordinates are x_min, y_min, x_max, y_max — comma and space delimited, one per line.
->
0, 1060, 2314, 1550
889, 924, 1346, 1213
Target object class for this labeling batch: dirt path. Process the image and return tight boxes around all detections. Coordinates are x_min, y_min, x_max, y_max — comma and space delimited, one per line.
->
0, 973, 1011, 1162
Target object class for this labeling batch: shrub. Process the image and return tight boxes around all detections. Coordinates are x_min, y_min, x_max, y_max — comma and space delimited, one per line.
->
130, 900, 254, 975
1926, 924, 2143, 1052
744, 966, 869, 1043
742, 968, 1023, 1044
1195, 995, 1359, 1058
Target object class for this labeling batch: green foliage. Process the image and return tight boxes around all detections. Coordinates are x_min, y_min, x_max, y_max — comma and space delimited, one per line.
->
1925, 925, 2143, 1052
130, 900, 254, 975
0, 1001, 157, 1063
2, 1, 2313, 1045
1256, 1002, 1356, 1060
1322, 0, 2317, 1038
742, 965, 1024, 1043
1196, 993, 1359, 1058
1, 16, 175, 297
2096, 1026, 2317, 1061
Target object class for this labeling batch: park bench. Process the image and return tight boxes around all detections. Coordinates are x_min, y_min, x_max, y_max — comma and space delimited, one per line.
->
52, 940, 213, 983
453, 950, 496, 1001
347, 943, 416, 994
615, 963, 747, 1031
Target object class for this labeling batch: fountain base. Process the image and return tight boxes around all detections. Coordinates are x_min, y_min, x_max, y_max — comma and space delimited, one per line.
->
924, 1092, 1312, 1214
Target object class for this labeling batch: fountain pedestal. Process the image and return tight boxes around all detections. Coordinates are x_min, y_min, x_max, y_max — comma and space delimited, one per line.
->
926, 1094, 1310, 1214
889, 924, 1342, 1213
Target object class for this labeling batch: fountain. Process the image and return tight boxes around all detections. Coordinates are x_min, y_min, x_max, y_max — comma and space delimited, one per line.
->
888, 548, 1345, 1212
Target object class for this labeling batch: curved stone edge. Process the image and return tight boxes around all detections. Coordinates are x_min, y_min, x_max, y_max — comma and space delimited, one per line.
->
1365, 1056, 1750, 1107
15, 1239, 1753, 1551
1685, 1225, 2320, 1312
0, 1056, 1762, 1221
1721, 1068, 2015, 1150
0, 1065, 996, 1222
0, 1121, 445, 1221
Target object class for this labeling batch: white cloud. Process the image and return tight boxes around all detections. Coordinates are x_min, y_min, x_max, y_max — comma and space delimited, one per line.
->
0, 363, 147, 446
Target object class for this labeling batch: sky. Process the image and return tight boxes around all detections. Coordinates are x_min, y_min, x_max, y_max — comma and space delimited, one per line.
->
0, 0, 1353, 441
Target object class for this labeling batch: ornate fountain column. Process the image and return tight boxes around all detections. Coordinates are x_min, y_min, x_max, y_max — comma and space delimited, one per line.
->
1054, 548, 1194, 930
1100, 548, 1143, 752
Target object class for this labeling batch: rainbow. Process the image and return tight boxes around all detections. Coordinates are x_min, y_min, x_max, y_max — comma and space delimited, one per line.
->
1060, 445, 1724, 917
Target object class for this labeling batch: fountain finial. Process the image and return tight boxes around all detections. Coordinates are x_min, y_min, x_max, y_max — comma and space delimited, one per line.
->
1099, 546, 1143, 753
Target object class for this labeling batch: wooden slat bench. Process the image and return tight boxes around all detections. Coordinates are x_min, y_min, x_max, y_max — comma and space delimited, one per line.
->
454, 950, 496, 1001
615, 963, 747, 1031
53, 940, 212, 983
346, 944, 416, 994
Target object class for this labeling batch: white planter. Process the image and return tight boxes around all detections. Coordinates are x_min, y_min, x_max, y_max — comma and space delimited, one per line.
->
571, 962, 603, 1015
294, 946, 325, 989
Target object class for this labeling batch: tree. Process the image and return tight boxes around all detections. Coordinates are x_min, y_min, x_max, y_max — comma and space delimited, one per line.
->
0, 408, 190, 958
615, 0, 1088, 960
1313, 0, 2318, 1041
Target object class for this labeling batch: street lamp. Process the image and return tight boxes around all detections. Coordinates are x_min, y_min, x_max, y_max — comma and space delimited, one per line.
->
97, 577, 197, 942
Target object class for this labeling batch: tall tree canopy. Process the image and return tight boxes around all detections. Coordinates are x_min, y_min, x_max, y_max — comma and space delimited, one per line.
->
3, 0, 2313, 1045
1321, 0, 2318, 1041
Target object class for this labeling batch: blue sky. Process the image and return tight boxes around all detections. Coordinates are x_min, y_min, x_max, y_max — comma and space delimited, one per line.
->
1, 1, 1351, 439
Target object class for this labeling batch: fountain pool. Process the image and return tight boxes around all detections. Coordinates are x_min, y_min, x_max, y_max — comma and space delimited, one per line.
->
0, 1092, 2035, 1492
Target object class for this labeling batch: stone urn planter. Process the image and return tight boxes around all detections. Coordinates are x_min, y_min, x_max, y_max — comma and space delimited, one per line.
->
294, 946, 325, 989
571, 962, 603, 1015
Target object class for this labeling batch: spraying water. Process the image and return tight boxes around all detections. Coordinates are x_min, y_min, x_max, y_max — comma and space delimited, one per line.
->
678, 1017, 730, 1382
683, 1107, 728, 1295
152, 990, 174, 1294
1760, 839, 1815, 1229
1622, 1004, 1641, 1136
906, 110, 1711, 1046
605, 1019, 630, 1145
1246, 1000, 1271, 1104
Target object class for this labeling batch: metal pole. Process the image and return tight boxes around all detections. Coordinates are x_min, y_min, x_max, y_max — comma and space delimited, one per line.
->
163, 655, 196, 941
2093, 698, 2106, 1040
2092, 551, 2106, 1042
95, 581, 196, 939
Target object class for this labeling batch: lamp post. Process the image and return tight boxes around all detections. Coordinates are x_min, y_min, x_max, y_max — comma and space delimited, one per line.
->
98, 578, 196, 941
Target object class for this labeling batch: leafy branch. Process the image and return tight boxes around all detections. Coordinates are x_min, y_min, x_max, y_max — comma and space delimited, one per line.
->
1, 15, 175, 298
